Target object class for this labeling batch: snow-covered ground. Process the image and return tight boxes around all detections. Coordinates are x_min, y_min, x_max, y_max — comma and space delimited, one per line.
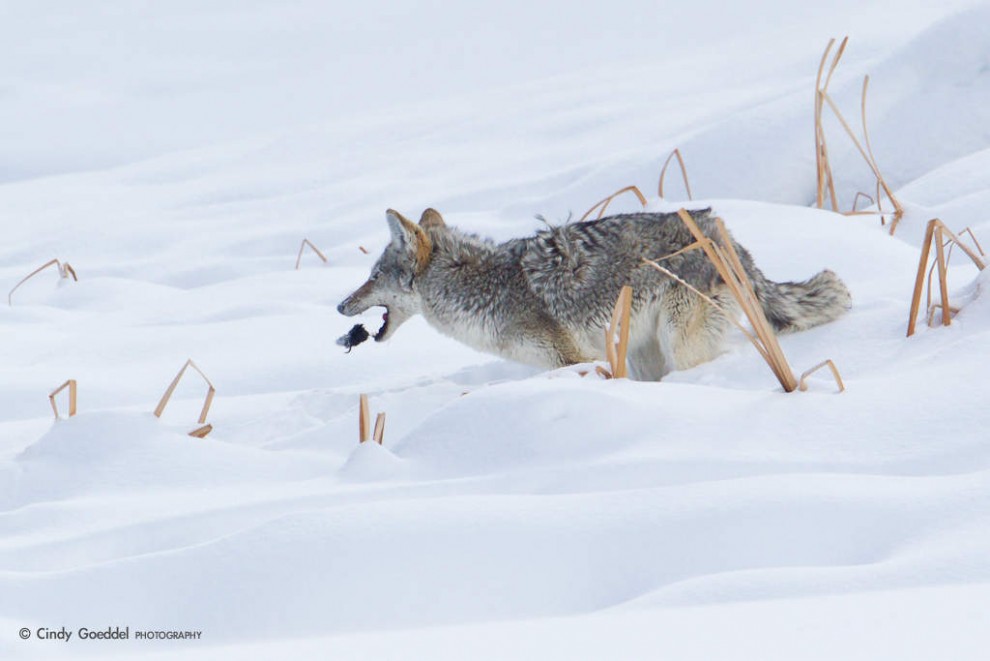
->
3, 1, 990, 658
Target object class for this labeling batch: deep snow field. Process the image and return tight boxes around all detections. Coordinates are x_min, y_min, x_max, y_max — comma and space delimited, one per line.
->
3, 1, 990, 659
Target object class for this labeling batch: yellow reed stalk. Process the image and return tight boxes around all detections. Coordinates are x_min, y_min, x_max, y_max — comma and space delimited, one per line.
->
580, 186, 648, 222
814, 37, 847, 211
674, 209, 798, 391
295, 239, 329, 270
907, 220, 938, 337
153, 359, 216, 426
373, 412, 386, 445
358, 394, 370, 443
798, 360, 845, 393
605, 285, 633, 379
657, 148, 694, 200
189, 424, 213, 439
933, 225, 951, 327
850, 192, 876, 213
907, 218, 986, 336
49, 379, 78, 419
8, 258, 79, 305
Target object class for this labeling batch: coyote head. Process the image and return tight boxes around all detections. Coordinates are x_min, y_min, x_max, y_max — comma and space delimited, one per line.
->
337, 208, 443, 341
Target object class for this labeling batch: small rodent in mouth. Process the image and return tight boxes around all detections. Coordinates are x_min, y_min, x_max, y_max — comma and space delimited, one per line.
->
336, 324, 370, 352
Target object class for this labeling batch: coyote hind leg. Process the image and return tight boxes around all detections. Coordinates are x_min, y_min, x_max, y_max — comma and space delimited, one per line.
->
663, 285, 735, 372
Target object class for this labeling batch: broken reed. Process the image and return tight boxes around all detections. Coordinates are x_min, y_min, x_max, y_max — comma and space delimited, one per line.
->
153, 359, 216, 437
799, 360, 845, 393
603, 285, 633, 379
814, 37, 904, 234
49, 379, 78, 419
644, 210, 843, 393
295, 238, 328, 269
8, 258, 78, 305
924, 227, 985, 319
580, 148, 695, 223
359, 394, 385, 444
682, 209, 797, 391
907, 218, 987, 336
658, 148, 693, 201
580, 186, 648, 222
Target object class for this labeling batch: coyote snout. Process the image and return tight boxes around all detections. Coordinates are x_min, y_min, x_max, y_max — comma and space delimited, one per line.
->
337, 207, 851, 380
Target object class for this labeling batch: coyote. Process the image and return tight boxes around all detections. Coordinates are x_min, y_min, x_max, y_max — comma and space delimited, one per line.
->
338, 208, 850, 380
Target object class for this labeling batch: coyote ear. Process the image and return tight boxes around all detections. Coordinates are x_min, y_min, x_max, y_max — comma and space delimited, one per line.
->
385, 208, 432, 273
419, 208, 446, 229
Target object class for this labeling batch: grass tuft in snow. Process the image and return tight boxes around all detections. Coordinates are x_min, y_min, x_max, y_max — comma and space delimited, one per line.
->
908, 218, 987, 335
814, 37, 904, 233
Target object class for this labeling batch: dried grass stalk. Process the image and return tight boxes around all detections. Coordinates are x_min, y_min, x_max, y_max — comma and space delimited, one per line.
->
907, 220, 938, 337
658, 148, 693, 200
8, 258, 78, 305
927, 302, 960, 328
814, 37, 846, 211
820, 80, 904, 231
594, 365, 613, 380
814, 38, 904, 232
860, 76, 905, 234
580, 186, 648, 222
359, 394, 370, 443
798, 360, 845, 393
49, 379, 78, 419
641, 261, 769, 362
674, 209, 797, 391
960, 228, 986, 257
851, 192, 876, 213
605, 285, 633, 378
295, 239, 329, 270
153, 359, 216, 425
373, 412, 386, 445
933, 225, 951, 327
358, 246, 370, 254
907, 218, 986, 336
189, 424, 213, 438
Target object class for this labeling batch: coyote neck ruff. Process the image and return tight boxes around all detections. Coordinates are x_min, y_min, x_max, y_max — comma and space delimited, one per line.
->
337, 208, 851, 381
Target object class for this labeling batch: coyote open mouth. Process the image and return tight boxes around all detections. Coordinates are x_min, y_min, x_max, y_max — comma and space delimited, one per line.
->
336, 306, 389, 352
374, 308, 389, 341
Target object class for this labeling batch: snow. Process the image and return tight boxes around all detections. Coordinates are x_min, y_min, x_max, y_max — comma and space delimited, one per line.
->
3, 1, 990, 659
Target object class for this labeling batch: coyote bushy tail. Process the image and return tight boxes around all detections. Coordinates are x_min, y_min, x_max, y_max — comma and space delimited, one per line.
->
751, 268, 851, 334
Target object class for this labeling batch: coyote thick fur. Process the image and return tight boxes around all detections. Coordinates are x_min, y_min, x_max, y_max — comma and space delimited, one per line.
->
338, 208, 851, 381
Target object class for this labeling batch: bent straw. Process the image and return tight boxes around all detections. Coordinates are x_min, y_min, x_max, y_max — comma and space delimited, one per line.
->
850, 192, 875, 213
658, 149, 693, 200
49, 379, 78, 419
798, 360, 845, 393
580, 186, 648, 222
295, 239, 329, 270
908, 219, 986, 336
8, 258, 78, 305
673, 209, 797, 391
153, 359, 216, 425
